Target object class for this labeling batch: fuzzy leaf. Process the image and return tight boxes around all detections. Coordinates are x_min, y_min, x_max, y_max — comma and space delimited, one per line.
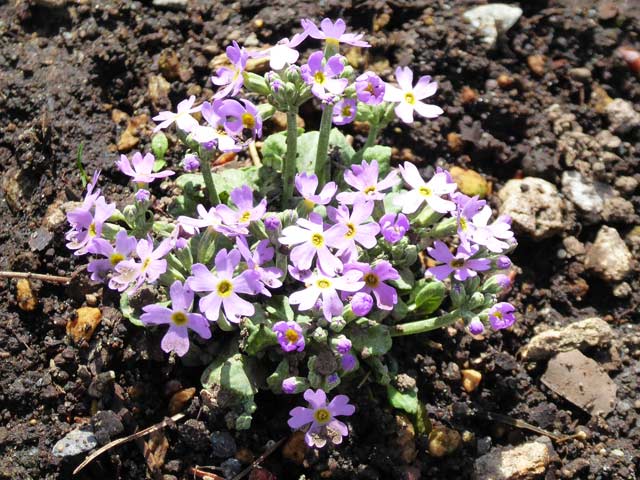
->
363, 145, 392, 175
261, 132, 287, 171
414, 280, 446, 314
201, 353, 261, 398
348, 323, 392, 356
296, 131, 319, 173
386, 384, 418, 415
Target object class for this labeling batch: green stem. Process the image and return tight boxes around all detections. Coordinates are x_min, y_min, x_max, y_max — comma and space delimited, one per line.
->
352, 124, 380, 164
199, 149, 220, 206
282, 108, 299, 208
314, 105, 334, 184
390, 310, 462, 337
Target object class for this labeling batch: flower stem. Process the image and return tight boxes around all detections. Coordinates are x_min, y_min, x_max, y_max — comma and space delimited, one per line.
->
352, 124, 380, 164
390, 310, 462, 337
282, 108, 299, 208
314, 104, 334, 184
199, 149, 220, 206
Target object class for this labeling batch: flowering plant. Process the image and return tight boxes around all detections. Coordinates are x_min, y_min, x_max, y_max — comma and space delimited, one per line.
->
66, 18, 516, 449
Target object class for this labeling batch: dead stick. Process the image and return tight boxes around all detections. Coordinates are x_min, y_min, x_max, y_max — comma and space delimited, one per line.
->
248, 142, 261, 167
231, 437, 286, 480
0, 271, 71, 284
189, 466, 225, 480
73, 413, 185, 475
475, 410, 572, 442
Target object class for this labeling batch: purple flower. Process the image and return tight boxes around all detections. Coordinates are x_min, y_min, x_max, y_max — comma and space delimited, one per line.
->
301, 18, 370, 48
350, 291, 373, 317
87, 230, 137, 283
140, 280, 211, 357
496, 256, 511, 270
469, 207, 515, 253
335, 337, 352, 355
295, 172, 337, 208
453, 193, 486, 241
332, 98, 357, 125
211, 41, 248, 99
264, 215, 281, 231
116, 152, 174, 184
488, 302, 516, 330
255, 32, 308, 70
66, 196, 117, 256
279, 213, 346, 274
191, 101, 241, 152
345, 261, 399, 310
183, 153, 200, 172
397, 162, 457, 214
492, 273, 511, 289
468, 318, 485, 335
383, 67, 443, 123
216, 186, 267, 234
301, 51, 348, 101
273, 321, 305, 352
379, 213, 410, 244
236, 236, 283, 296
355, 72, 386, 105
427, 241, 491, 282
153, 95, 201, 133
282, 377, 299, 394
216, 98, 263, 139
337, 160, 399, 205
135, 189, 150, 202
110, 236, 174, 292
341, 353, 357, 372
177, 204, 247, 237
186, 249, 259, 323
288, 388, 356, 448
289, 269, 364, 321
327, 201, 380, 257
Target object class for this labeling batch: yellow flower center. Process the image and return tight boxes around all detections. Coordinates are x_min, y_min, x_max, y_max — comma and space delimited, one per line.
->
303, 199, 315, 210
311, 233, 324, 247
364, 272, 380, 288
316, 278, 331, 289
240, 210, 252, 223
141, 257, 151, 271
314, 71, 326, 85
217, 279, 233, 297
88, 222, 97, 237
109, 253, 125, 266
345, 223, 356, 239
313, 408, 331, 424
419, 186, 432, 197
450, 258, 465, 268
459, 217, 468, 231
241, 113, 255, 129
285, 328, 299, 343
363, 185, 376, 195
365, 83, 375, 94
404, 92, 416, 105
326, 37, 340, 48
341, 105, 352, 117
171, 311, 188, 326
493, 311, 503, 320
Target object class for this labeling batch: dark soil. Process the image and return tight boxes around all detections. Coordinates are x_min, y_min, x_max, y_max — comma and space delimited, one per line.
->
1, 1, 639, 479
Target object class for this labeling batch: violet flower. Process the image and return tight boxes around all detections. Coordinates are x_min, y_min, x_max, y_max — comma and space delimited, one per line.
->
289, 269, 364, 321
216, 185, 267, 234
379, 213, 410, 244
383, 67, 443, 123
468, 318, 485, 335
279, 213, 346, 274
177, 204, 247, 237
427, 240, 491, 282
341, 353, 357, 372
453, 193, 486, 242
273, 321, 305, 352
334, 337, 352, 355
295, 172, 337, 208
87, 230, 137, 283
345, 260, 399, 310
211, 41, 248, 99
282, 377, 299, 394
190, 100, 241, 152
255, 32, 308, 70
301, 18, 370, 48
288, 388, 356, 448
236, 236, 283, 296
116, 152, 174, 184
469, 206, 515, 253
153, 95, 201, 133
488, 302, 516, 330
301, 51, 348, 101
327, 201, 380, 258
66, 196, 116, 256
140, 280, 211, 357
186, 249, 260, 323
110, 236, 174, 292
135, 189, 150, 203
216, 98, 263, 139
397, 162, 457, 214
355, 71, 386, 105
264, 215, 281, 231
183, 153, 200, 172
350, 291, 373, 316
332, 98, 357, 125
337, 160, 399, 205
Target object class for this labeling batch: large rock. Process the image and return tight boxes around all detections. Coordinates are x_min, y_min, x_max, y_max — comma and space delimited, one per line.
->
584, 226, 632, 282
520, 317, 612, 361
463, 4, 523, 47
474, 437, 556, 480
498, 177, 566, 240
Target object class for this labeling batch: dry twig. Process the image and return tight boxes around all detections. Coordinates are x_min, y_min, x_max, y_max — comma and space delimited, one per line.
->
0, 270, 71, 284
231, 437, 286, 480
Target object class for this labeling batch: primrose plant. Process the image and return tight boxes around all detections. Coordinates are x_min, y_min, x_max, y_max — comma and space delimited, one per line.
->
66, 17, 517, 449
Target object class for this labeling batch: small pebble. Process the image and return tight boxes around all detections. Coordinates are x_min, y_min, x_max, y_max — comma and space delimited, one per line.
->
461, 369, 482, 393
52, 429, 97, 457
211, 431, 237, 458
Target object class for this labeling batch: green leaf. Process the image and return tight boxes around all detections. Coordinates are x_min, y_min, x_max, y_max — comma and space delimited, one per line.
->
244, 320, 278, 355
261, 132, 287, 171
363, 145, 392, 175
329, 128, 355, 166
201, 353, 261, 398
120, 292, 144, 327
348, 323, 392, 356
414, 280, 446, 314
389, 267, 415, 291
296, 131, 319, 173
266, 358, 290, 393
151, 132, 169, 161
387, 384, 418, 415
76, 143, 88, 187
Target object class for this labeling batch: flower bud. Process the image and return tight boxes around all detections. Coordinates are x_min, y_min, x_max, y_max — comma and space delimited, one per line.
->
182, 153, 200, 172
332, 336, 352, 355
468, 291, 486, 310
341, 353, 358, 372
151, 132, 168, 159
496, 256, 511, 270
450, 283, 466, 309
311, 327, 328, 344
243, 71, 270, 96
481, 274, 511, 294
468, 317, 485, 335
351, 292, 373, 317
281, 376, 308, 394
135, 189, 150, 203
263, 215, 281, 231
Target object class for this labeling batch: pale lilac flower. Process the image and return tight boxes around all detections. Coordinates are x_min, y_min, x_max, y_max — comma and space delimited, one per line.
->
183, 153, 200, 172
469, 206, 515, 253
336, 160, 399, 205
327, 201, 380, 257
427, 240, 491, 282
66, 196, 117, 256
379, 213, 410, 244
140, 280, 211, 357
116, 152, 174, 184
190, 101, 241, 152
87, 230, 137, 283
153, 95, 201, 133
301, 51, 348, 101
332, 98, 357, 125
350, 291, 373, 317
186, 249, 259, 323
110, 236, 174, 292
279, 213, 346, 274
211, 41, 248, 99
216, 186, 267, 234
253, 32, 308, 70
383, 67, 443, 123
345, 261, 399, 310
396, 162, 457, 214
177, 204, 246, 237
355, 71, 385, 105
282, 377, 298, 394
288, 388, 356, 448
468, 318, 485, 335
453, 193, 486, 241
341, 353, 357, 372
295, 172, 337, 208
289, 269, 364, 321
216, 98, 262, 139
301, 18, 370, 48
236, 236, 283, 296
335, 337, 352, 355
135, 189, 150, 202
273, 321, 305, 352
488, 302, 516, 330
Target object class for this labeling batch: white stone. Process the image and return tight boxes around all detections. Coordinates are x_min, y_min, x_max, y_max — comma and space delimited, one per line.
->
474, 438, 555, 480
605, 98, 640, 134
561, 170, 613, 216
585, 226, 633, 282
52, 429, 97, 457
463, 4, 523, 47
152, 0, 187, 9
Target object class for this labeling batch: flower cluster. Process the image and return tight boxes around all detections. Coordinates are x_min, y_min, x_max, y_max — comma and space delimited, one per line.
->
67, 17, 517, 450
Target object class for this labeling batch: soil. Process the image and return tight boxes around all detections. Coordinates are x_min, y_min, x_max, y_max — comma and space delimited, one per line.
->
1, 1, 639, 479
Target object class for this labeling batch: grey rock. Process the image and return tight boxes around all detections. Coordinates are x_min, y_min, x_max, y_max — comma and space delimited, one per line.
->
594, 130, 622, 150
91, 410, 124, 445
568, 67, 591, 82
211, 431, 237, 458
463, 4, 523, 47
152, 0, 187, 9
498, 177, 566, 240
605, 98, 640, 134
614, 176, 638, 194
221, 458, 243, 479
474, 437, 556, 480
602, 197, 635, 223
612, 282, 631, 298
585, 226, 632, 282
561, 170, 613, 220
52, 429, 97, 457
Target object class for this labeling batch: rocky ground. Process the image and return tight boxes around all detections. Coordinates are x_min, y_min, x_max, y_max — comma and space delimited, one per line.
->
0, 0, 639, 479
